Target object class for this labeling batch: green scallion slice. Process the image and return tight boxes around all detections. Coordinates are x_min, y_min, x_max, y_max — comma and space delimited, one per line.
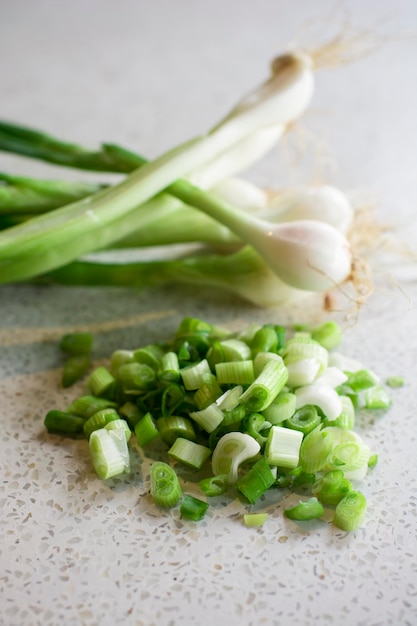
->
150, 461, 182, 507
333, 490, 367, 531
284, 497, 324, 521
180, 495, 209, 521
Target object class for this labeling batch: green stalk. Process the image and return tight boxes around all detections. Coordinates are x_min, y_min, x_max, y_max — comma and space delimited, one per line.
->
35, 246, 305, 307
0, 172, 104, 215
0, 121, 144, 172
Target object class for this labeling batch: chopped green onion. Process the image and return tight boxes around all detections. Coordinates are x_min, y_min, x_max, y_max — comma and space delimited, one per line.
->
161, 383, 185, 417
295, 384, 342, 421
193, 379, 223, 410
311, 321, 342, 350
133, 344, 164, 369
326, 439, 370, 479
158, 351, 180, 382
199, 474, 229, 497
346, 369, 379, 392
284, 497, 324, 521
262, 391, 296, 425
189, 403, 224, 433
59, 332, 93, 355
110, 349, 134, 376
250, 325, 278, 356
219, 338, 251, 361
264, 425, 303, 469
239, 359, 288, 412
235, 457, 275, 504
134, 412, 159, 447
157, 415, 196, 445
88, 366, 116, 397
118, 362, 156, 393
150, 461, 182, 507
180, 495, 209, 521
385, 376, 404, 388
180, 359, 212, 390
312, 470, 352, 506
119, 401, 141, 429
66, 395, 117, 418
243, 513, 268, 527
83, 408, 120, 438
89, 427, 130, 480
105, 418, 131, 442
299, 426, 335, 473
333, 490, 367, 531
285, 405, 321, 435
62, 354, 91, 388
242, 412, 271, 446
168, 437, 211, 470
212, 432, 260, 483
216, 385, 243, 411
44, 409, 86, 436
364, 385, 392, 409
215, 360, 255, 385
368, 453, 378, 468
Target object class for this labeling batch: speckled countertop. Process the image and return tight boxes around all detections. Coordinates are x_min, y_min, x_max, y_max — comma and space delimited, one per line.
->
1, 2, 417, 626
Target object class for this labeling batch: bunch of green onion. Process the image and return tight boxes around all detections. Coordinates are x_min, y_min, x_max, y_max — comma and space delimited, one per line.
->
44, 317, 395, 531
0, 50, 361, 305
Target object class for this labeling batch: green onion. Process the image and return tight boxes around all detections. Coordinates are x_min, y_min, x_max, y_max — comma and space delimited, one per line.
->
180, 359, 212, 390
239, 359, 288, 412
83, 408, 120, 438
134, 412, 159, 447
284, 497, 324, 521
157, 416, 196, 446
311, 321, 342, 350
150, 461, 182, 507
160, 383, 185, 417
66, 395, 117, 418
235, 457, 275, 504
159, 351, 180, 382
364, 385, 392, 409
264, 425, 303, 469
44, 409, 86, 437
88, 366, 115, 398
42, 316, 392, 532
250, 325, 279, 356
212, 432, 260, 483
168, 438, 211, 470
193, 379, 223, 410
243, 513, 268, 527
180, 495, 209, 521
118, 362, 156, 393
219, 338, 252, 361
262, 391, 297, 425
385, 376, 404, 388
61, 354, 91, 388
133, 344, 164, 369
333, 491, 367, 531
199, 474, 229, 497
189, 403, 224, 433
60, 332, 93, 355
346, 369, 379, 391
299, 426, 335, 473
215, 360, 255, 385
89, 427, 130, 480
285, 405, 321, 435
312, 470, 352, 506
242, 413, 271, 446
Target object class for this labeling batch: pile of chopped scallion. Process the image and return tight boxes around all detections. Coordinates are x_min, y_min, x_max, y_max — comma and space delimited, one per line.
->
44, 317, 398, 531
